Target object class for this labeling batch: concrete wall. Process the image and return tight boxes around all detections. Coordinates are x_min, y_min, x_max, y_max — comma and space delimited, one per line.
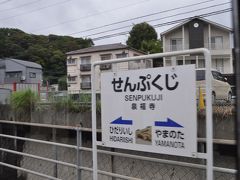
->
0, 89, 11, 104
0, 105, 236, 180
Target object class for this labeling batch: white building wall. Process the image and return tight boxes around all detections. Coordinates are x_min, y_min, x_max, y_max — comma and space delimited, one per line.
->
162, 22, 233, 73
67, 49, 147, 92
164, 28, 182, 52
184, 26, 189, 50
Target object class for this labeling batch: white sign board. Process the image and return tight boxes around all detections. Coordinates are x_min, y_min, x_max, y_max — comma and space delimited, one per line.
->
101, 65, 197, 157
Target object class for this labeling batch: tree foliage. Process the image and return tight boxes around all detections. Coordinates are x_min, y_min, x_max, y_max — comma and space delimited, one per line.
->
58, 76, 67, 91
127, 22, 162, 53
0, 28, 93, 84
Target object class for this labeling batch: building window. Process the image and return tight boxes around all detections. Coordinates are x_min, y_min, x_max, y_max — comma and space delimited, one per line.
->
29, 72, 36, 78
185, 60, 196, 65
211, 36, 223, 49
212, 58, 224, 73
5, 71, 22, 78
82, 75, 91, 82
198, 59, 205, 68
80, 56, 91, 71
100, 54, 112, 60
171, 38, 182, 51
81, 75, 91, 89
68, 76, 76, 82
116, 52, 128, 58
177, 60, 183, 65
67, 58, 76, 65
80, 56, 91, 64
165, 60, 172, 66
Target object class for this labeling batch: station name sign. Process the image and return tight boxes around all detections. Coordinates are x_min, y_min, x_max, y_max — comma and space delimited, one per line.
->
101, 65, 197, 157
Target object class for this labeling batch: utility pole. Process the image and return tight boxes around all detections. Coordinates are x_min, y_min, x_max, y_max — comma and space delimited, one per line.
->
232, 0, 240, 179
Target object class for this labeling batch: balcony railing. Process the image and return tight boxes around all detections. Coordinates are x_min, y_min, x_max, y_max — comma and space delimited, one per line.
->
80, 64, 91, 71
204, 43, 229, 50
81, 82, 91, 89
164, 42, 230, 52
165, 45, 184, 52
100, 64, 112, 70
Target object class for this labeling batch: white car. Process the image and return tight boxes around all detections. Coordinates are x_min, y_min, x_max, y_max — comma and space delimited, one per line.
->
196, 69, 232, 103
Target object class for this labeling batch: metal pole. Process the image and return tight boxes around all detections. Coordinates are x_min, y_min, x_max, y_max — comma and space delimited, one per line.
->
200, 143, 206, 180
232, 0, 240, 179
52, 128, 58, 178
13, 124, 17, 151
91, 64, 98, 180
111, 148, 116, 180
76, 127, 82, 180
204, 50, 213, 180
0, 124, 2, 175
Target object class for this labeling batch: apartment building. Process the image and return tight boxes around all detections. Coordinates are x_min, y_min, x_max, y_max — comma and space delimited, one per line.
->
161, 17, 233, 73
66, 43, 151, 93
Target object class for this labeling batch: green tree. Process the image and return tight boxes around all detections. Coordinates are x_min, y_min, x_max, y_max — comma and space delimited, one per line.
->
127, 22, 158, 51
58, 76, 67, 91
141, 39, 162, 54
0, 28, 94, 83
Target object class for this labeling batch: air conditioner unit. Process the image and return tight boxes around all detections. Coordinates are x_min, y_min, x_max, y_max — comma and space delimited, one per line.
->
21, 76, 26, 81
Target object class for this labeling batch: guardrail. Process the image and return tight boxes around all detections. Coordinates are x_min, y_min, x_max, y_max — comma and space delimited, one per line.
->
0, 120, 237, 180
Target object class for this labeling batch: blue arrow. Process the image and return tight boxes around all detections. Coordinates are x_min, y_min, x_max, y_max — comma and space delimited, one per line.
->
155, 118, 183, 128
111, 116, 133, 125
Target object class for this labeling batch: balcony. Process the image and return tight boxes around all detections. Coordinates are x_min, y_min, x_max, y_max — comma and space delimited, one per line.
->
81, 82, 91, 90
80, 64, 91, 71
165, 44, 184, 52
100, 64, 112, 70
164, 42, 231, 52
204, 43, 230, 50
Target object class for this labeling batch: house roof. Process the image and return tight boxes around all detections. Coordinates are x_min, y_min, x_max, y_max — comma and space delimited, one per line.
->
161, 17, 232, 36
7, 58, 42, 69
66, 43, 146, 55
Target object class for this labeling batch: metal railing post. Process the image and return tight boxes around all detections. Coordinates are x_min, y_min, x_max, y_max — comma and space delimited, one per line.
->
91, 64, 98, 180
0, 123, 2, 174
76, 126, 82, 180
13, 124, 17, 151
52, 128, 58, 178
111, 148, 116, 180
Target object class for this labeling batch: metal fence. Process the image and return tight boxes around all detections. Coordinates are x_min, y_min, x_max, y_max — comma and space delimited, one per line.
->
0, 120, 237, 180
0, 83, 39, 93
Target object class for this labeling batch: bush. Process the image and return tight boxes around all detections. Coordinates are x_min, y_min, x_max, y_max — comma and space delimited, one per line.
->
10, 90, 39, 121
52, 97, 90, 113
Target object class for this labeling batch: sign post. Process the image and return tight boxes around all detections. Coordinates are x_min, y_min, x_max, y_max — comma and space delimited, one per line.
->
91, 48, 212, 180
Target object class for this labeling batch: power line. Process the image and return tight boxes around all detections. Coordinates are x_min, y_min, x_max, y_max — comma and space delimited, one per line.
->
66, 0, 217, 36
82, 2, 230, 38
91, 9, 232, 41
0, 0, 42, 14
31, 0, 151, 33
0, 0, 73, 21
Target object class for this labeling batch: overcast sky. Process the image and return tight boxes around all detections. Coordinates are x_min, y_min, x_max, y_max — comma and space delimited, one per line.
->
0, 0, 232, 45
